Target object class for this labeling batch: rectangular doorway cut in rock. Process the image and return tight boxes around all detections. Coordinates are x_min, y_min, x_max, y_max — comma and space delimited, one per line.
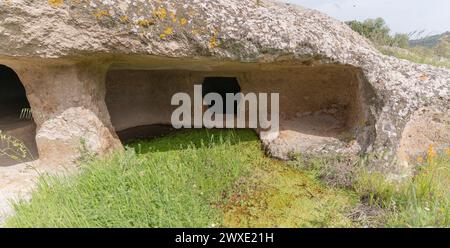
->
202, 77, 242, 115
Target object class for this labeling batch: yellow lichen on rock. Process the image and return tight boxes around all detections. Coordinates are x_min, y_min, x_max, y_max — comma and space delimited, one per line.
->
48, 0, 64, 7
209, 30, 219, 48
191, 29, 201, 35
209, 36, 218, 48
164, 27, 173, 35
179, 18, 188, 26
137, 19, 155, 28
170, 11, 177, 23
154, 7, 167, 20
94, 10, 110, 20
119, 15, 129, 23
160, 27, 174, 39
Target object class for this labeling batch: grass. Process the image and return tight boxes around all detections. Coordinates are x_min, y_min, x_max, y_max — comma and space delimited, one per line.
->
7, 130, 255, 227
355, 153, 450, 227
5, 130, 449, 227
288, 150, 450, 227
221, 159, 358, 227
6, 129, 358, 227
379, 46, 450, 69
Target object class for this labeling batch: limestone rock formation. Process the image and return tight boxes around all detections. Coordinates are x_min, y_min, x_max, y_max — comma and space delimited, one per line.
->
0, 0, 448, 175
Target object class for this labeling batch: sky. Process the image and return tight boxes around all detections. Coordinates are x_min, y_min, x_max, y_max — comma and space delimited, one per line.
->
284, 0, 450, 37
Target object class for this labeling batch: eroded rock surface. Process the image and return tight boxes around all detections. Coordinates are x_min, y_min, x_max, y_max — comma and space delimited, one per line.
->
0, 0, 448, 174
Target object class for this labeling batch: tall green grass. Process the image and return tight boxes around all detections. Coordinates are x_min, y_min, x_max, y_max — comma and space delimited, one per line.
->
6, 129, 448, 227
379, 46, 450, 69
6, 130, 258, 227
355, 153, 449, 227
6, 129, 359, 228
288, 151, 450, 227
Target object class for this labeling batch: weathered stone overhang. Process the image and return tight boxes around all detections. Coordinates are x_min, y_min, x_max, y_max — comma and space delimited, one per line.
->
0, 0, 448, 174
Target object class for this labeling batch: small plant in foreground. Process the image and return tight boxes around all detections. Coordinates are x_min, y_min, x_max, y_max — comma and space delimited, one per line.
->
0, 130, 34, 163
354, 149, 449, 227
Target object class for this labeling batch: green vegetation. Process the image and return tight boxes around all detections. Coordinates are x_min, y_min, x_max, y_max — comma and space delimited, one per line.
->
222, 159, 358, 227
379, 46, 450, 69
6, 130, 449, 227
7, 130, 253, 227
346, 18, 450, 68
355, 153, 449, 227
410, 32, 450, 49
289, 150, 450, 227
346, 18, 409, 48
6, 130, 358, 227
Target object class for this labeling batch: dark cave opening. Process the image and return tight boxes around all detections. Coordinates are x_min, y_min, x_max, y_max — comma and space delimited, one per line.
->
0, 64, 38, 166
202, 77, 242, 115
0, 65, 30, 115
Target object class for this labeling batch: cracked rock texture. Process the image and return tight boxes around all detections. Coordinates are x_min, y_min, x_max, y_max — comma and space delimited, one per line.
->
0, 0, 448, 174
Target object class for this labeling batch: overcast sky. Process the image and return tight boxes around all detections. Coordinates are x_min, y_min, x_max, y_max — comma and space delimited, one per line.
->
284, 0, 450, 37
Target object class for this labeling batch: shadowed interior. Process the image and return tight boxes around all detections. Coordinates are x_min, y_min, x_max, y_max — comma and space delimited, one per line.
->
0, 65, 38, 166
105, 62, 373, 151
202, 77, 241, 115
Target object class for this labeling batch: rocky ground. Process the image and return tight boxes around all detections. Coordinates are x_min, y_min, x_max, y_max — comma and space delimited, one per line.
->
0, 161, 40, 226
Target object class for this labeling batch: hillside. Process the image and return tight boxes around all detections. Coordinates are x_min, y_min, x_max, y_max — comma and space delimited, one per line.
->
409, 32, 450, 48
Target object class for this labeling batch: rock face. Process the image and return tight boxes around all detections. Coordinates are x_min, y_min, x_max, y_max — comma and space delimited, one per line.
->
0, 0, 448, 174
